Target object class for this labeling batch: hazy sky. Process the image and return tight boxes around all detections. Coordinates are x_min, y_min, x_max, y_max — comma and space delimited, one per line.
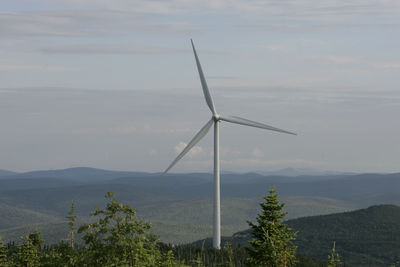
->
1, 0, 399, 173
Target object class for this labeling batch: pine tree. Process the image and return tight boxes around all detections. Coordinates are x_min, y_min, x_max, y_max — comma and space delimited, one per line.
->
222, 242, 234, 267
0, 236, 7, 267
13, 233, 41, 267
246, 187, 297, 267
328, 242, 342, 267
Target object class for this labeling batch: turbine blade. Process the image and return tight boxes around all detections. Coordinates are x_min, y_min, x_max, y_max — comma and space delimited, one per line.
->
219, 115, 296, 135
191, 39, 217, 115
163, 119, 214, 175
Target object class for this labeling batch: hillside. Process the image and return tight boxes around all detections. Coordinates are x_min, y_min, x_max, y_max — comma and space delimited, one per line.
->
289, 205, 400, 266
0, 203, 60, 230
0, 193, 354, 244
229, 205, 400, 266
0, 168, 400, 250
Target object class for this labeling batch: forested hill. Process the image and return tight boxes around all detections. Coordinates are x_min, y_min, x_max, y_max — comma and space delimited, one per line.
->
2, 167, 400, 256
230, 205, 400, 266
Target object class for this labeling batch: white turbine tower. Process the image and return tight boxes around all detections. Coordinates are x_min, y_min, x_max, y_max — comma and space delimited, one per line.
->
163, 40, 296, 249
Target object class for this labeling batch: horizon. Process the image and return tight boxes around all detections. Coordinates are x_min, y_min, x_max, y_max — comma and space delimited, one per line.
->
0, 165, 394, 176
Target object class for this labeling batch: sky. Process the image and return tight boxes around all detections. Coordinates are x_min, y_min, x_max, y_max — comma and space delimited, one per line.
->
0, 0, 399, 173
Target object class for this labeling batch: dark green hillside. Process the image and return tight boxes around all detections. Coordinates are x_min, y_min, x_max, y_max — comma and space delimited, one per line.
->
0, 184, 178, 217
0, 202, 60, 229
0, 187, 355, 245
2, 168, 400, 254
230, 205, 400, 266
0, 222, 72, 245
289, 205, 400, 266
0, 183, 356, 244
0, 220, 243, 245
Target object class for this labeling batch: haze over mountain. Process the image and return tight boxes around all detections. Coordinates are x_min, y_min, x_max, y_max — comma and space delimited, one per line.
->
1, 167, 400, 249
255, 167, 353, 177
0, 170, 17, 177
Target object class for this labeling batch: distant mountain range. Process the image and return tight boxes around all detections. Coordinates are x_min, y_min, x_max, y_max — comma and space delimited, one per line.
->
0, 167, 147, 181
0, 167, 399, 266
0, 169, 17, 177
0, 166, 354, 179
255, 167, 354, 177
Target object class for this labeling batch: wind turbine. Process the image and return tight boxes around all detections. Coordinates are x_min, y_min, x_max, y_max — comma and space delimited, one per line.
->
163, 39, 296, 249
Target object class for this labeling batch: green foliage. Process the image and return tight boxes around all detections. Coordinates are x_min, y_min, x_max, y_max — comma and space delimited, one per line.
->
0, 188, 328, 267
77, 192, 179, 267
0, 236, 7, 267
171, 243, 325, 267
222, 242, 234, 267
246, 188, 297, 267
190, 242, 205, 267
40, 242, 84, 267
0, 181, 359, 246
11, 232, 42, 267
287, 205, 400, 265
294, 255, 327, 267
327, 242, 341, 267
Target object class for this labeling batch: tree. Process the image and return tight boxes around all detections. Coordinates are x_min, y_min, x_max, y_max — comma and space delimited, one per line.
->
78, 192, 183, 267
222, 242, 234, 267
0, 236, 7, 267
327, 242, 342, 267
246, 187, 297, 267
12, 232, 42, 267
66, 200, 77, 249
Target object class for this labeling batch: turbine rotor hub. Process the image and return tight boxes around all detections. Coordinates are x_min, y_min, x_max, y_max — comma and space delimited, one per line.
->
213, 114, 220, 121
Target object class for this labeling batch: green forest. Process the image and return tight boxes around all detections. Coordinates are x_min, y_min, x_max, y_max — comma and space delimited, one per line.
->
1, 170, 400, 266
0, 190, 330, 267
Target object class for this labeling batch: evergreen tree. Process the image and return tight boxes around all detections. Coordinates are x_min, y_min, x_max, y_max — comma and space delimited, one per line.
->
40, 242, 81, 267
222, 242, 234, 267
246, 187, 297, 267
0, 236, 7, 267
327, 242, 342, 267
12, 232, 41, 267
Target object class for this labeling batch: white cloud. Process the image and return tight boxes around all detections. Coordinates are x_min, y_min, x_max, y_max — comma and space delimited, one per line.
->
69, 125, 195, 136
2, 0, 399, 40
149, 149, 158, 156
311, 55, 400, 72
41, 45, 189, 55
0, 10, 197, 38
311, 55, 362, 65
373, 62, 400, 69
251, 147, 264, 158
263, 45, 284, 51
0, 64, 82, 72
48, 0, 400, 18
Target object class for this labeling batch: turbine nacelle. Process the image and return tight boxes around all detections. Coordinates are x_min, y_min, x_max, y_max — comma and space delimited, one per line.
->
213, 114, 221, 121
